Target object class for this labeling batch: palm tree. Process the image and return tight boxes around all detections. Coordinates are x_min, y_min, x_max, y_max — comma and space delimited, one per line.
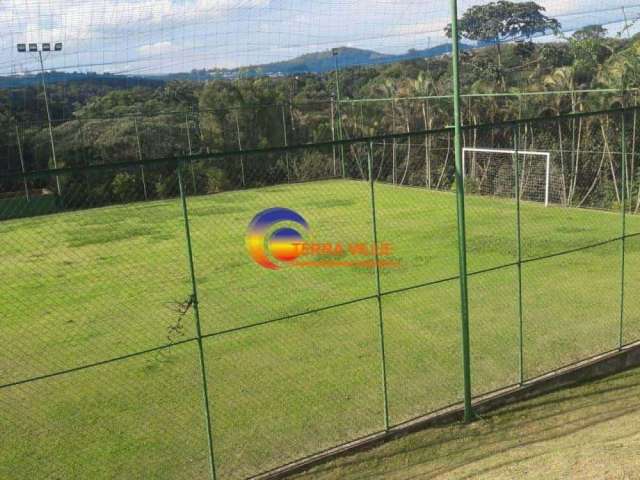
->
413, 71, 440, 188
464, 80, 504, 188
598, 49, 640, 211
543, 66, 583, 205
575, 93, 618, 208
380, 80, 398, 185
535, 81, 570, 205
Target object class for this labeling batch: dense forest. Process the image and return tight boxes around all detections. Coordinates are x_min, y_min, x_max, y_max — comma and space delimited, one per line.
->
2, 2, 640, 216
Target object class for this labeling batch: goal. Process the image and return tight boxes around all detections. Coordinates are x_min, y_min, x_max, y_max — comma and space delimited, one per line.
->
462, 147, 558, 207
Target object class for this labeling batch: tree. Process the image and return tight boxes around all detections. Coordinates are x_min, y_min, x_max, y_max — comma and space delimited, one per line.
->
543, 66, 587, 206
537, 44, 573, 75
446, 1, 560, 88
569, 30, 613, 85
572, 25, 607, 41
111, 172, 139, 202
412, 72, 441, 188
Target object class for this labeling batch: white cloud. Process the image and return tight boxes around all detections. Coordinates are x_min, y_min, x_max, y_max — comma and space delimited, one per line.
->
0, 0, 637, 75
137, 41, 176, 55
0, 0, 270, 39
391, 20, 448, 37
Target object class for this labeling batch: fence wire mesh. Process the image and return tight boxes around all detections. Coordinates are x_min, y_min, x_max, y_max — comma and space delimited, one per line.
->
2, 107, 639, 479
3, 0, 640, 478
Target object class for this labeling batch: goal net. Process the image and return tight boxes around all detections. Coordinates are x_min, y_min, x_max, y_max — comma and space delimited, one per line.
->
462, 148, 563, 207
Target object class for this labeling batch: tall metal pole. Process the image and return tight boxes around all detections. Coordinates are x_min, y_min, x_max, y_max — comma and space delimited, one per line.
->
330, 97, 337, 176
38, 51, 61, 195
177, 165, 218, 480
134, 117, 148, 200
367, 141, 390, 430
78, 117, 92, 194
513, 125, 525, 384
620, 111, 627, 349
334, 51, 346, 177
622, 7, 631, 39
392, 101, 397, 185
185, 114, 197, 193
449, 0, 476, 423
281, 105, 291, 183
15, 123, 30, 200
234, 111, 246, 187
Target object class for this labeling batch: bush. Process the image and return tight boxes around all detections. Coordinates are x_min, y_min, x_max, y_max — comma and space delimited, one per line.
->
111, 172, 139, 202
206, 168, 230, 194
450, 177, 481, 194
292, 151, 333, 181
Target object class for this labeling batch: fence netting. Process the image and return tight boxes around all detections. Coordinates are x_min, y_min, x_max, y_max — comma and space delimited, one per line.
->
2, 107, 639, 479
3, 0, 640, 478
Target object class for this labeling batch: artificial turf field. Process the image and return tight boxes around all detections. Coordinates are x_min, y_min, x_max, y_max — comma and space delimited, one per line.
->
1, 178, 640, 479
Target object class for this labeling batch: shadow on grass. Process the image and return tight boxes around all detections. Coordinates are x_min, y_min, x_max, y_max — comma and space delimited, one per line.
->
295, 367, 640, 480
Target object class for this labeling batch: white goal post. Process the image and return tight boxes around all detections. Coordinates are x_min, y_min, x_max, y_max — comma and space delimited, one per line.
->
462, 147, 552, 207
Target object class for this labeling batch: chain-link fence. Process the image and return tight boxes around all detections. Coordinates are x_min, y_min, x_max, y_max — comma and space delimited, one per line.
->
1, 104, 639, 479
3, 0, 640, 476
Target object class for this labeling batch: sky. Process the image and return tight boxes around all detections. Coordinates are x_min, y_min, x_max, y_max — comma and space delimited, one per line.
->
0, 0, 640, 76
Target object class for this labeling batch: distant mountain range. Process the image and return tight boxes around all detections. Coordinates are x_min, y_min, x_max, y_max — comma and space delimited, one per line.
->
210, 44, 473, 78
162, 44, 474, 80
0, 71, 164, 89
0, 43, 473, 88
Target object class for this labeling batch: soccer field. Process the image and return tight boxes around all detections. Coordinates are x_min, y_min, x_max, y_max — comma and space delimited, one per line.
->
2, 179, 640, 479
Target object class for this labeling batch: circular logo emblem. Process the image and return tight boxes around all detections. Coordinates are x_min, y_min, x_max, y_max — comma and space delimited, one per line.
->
246, 207, 309, 269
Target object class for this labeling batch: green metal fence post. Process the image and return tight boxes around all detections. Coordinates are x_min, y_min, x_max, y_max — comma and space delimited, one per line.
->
620, 111, 627, 349
449, 0, 476, 423
177, 163, 218, 480
367, 141, 390, 431
512, 125, 525, 384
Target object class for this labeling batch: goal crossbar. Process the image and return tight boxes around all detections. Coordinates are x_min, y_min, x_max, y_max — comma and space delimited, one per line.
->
462, 147, 551, 207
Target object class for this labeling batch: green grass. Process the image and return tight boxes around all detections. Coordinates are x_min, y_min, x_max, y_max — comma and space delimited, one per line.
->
293, 365, 640, 480
1, 179, 640, 479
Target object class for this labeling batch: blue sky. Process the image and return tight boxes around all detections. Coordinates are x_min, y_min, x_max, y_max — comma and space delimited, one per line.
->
0, 0, 639, 76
